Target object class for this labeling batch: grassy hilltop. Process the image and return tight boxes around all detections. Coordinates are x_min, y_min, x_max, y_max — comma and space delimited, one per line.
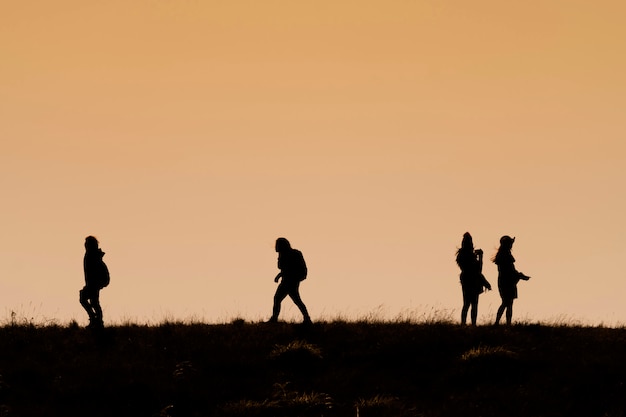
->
0, 320, 625, 417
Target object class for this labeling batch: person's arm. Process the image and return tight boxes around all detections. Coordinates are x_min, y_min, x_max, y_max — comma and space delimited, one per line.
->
481, 274, 492, 291
510, 257, 530, 281
83, 256, 89, 285
275, 253, 283, 282
84, 254, 95, 286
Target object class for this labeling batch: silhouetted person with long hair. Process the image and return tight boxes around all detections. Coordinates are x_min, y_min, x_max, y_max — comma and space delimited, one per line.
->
493, 235, 530, 325
268, 237, 312, 324
80, 236, 110, 329
456, 232, 492, 326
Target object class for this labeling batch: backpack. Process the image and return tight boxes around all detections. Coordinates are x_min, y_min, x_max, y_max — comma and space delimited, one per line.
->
279, 249, 307, 281
294, 250, 307, 281
98, 261, 110, 288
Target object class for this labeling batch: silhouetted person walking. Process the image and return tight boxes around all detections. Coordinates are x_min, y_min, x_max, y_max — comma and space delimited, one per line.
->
493, 235, 530, 325
80, 236, 110, 329
456, 232, 492, 326
268, 237, 311, 324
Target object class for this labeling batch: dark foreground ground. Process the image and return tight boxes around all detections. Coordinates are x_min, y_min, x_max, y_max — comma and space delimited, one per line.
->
0, 320, 625, 417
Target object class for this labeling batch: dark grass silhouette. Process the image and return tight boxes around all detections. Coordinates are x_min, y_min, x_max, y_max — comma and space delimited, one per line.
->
1, 320, 626, 416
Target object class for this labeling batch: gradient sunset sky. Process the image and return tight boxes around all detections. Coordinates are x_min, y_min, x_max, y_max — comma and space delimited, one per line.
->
1, 1, 625, 325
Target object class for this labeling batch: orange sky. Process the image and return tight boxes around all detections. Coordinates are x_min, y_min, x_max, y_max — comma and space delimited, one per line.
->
1, 1, 625, 325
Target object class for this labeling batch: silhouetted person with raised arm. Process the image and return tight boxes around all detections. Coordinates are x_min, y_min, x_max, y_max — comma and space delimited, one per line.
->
493, 235, 530, 325
268, 237, 312, 324
80, 236, 110, 329
456, 232, 492, 326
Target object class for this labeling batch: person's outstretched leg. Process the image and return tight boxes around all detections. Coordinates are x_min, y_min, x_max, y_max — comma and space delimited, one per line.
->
495, 301, 506, 325
269, 283, 288, 322
289, 288, 311, 323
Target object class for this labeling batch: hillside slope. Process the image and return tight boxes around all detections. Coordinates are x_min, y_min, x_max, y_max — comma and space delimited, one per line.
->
0, 321, 625, 416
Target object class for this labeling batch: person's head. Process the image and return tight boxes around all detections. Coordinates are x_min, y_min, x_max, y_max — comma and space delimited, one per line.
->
85, 236, 99, 251
275, 237, 291, 252
499, 235, 515, 250
461, 232, 474, 251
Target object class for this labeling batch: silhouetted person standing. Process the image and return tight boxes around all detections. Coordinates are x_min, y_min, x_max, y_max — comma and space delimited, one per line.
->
456, 232, 492, 326
268, 237, 311, 324
80, 236, 110, 329
493, 235, 530, 325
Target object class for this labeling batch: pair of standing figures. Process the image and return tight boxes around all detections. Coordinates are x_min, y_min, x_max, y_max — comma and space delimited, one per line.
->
79, 236, 311, 328
457, 232, 531, 326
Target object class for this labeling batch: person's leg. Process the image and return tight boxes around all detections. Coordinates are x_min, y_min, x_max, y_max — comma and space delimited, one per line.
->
505, 300, 514, 325
91, 289, 103, 327
470, 294, 479, 326
288, 285, 311, 323
461, 291, 470, 325
270, 283, 289, 322
79, 288, 95, 321
495, 300, 506, 325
